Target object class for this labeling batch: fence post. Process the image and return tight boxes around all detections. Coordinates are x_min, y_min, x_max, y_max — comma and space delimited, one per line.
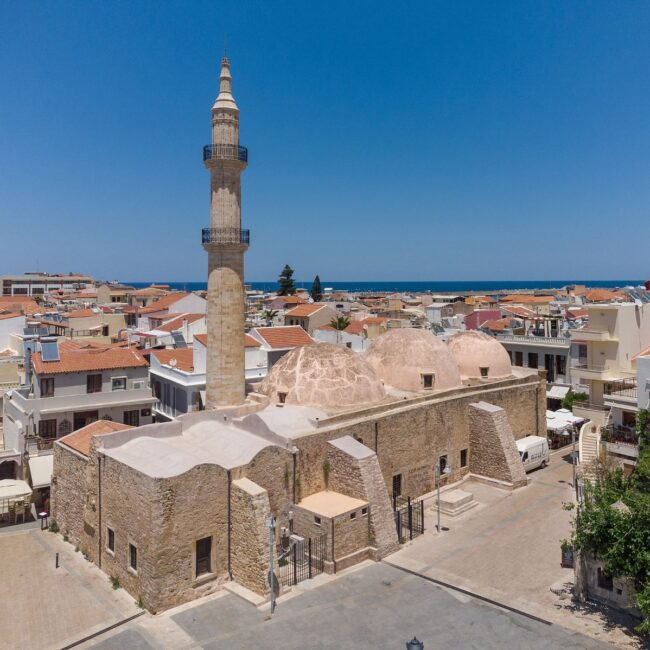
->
420, 501, 424, 533
396, 510, 402, 543
408, 496, 413, 541
293, 543, 298, 586
308, 538, 312, 579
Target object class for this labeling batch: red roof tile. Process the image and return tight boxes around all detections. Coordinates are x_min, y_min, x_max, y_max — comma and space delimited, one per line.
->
138, 292, 191, 314
157, 313, 205, 333
58, 420, 133, 456
285, 304, 329, 318
252, 326, 313, 349
193, 333, 261, 348
33, 346, 148, 375
151, 347, 195, 372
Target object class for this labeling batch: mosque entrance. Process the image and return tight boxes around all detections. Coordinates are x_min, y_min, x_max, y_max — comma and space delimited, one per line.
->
277, 533, 327, 587
393, 495, 425, 543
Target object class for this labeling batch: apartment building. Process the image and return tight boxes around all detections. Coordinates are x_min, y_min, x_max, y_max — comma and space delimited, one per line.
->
2, 339, 155, 481
284, 303, 338, 335
1, 273, 93, 296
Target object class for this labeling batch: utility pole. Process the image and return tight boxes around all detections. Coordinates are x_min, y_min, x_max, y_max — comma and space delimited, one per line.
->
266, 516, 276, 614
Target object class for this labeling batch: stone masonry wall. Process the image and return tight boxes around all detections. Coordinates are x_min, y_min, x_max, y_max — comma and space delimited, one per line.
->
468, 401, 527, 488
51, 443, 87, 546
230, 478, 272, 596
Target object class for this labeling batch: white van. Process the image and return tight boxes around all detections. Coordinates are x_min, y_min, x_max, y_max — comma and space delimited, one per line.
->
516, 436, 550, 472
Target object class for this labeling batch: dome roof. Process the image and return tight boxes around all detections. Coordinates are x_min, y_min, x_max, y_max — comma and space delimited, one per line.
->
364, 328, 462, 392
258, 343, 386, 409
447, 331, 512, 380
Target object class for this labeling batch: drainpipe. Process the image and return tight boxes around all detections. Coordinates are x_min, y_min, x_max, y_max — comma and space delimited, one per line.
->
331, 518, 336, 574
227, 469, 232, 580
374, 421, 379, 453
292, 450, 297, 504
98, 454, 102, 569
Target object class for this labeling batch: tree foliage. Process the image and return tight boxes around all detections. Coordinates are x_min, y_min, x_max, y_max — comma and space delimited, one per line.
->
329, 316, 350, 344
310, 275, 322, 302
562, 390, 588, 410
261, 309, 278, 326
277, 265, 296, 296
569, 409, 650, 632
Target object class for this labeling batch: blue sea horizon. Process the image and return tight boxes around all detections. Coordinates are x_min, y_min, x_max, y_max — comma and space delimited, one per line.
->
124, 279, 644, 293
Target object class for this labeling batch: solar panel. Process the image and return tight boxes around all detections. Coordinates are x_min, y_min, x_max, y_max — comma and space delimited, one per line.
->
38, 327, 49, 336
41, 340, 60, 362
171, 331, 187, 348
23, 326, 37, 336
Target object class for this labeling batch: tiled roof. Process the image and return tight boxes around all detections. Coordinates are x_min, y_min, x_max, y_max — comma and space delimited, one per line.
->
501, 305, 537, 319
193, 333, 261, 348
157, 313, 205, 333
138, 292, 190, 314
58, 420, 133, 457
151, 347, 195, 372
251, 326, 314, 349
481, 318, 511, 331
0, 296, 41, 315
64, 309, 101, 318
33, 346, 148, 375
633, 346, 650, 361
0, 311, 22, 321
500, 295, 554, 304
285, 304, 329, 318
566, 307, 588, 320
362, 316, 387, 326
316, 320, 368, 335
585, 289, 627, 303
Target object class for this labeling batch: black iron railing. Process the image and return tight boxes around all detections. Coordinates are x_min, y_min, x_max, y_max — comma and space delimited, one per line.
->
201, 227, 250, 245
601, 424, 638, 446
604, 378, 638, 399
203, 144, 248, 162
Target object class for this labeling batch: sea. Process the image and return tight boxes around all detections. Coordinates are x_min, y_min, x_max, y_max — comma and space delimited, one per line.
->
125, 280, 643, 294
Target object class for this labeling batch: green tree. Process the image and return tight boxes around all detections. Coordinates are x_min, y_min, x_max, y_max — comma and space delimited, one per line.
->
562, 390, 588, 410
261, 309, 278, 326
330, 316, 350, 344
310, 275, 323, 302
277, 265, 296, 296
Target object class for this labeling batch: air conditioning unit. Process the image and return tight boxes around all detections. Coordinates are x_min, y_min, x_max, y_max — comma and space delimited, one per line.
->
132, 380, 145, 390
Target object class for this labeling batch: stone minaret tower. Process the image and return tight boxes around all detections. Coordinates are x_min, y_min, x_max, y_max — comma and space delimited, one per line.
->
202, 56, 249, 407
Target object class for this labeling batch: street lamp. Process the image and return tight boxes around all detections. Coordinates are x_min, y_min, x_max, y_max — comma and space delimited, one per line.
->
266, 516, 277, 614
435, 463, 451, 533
406, 637, 424, 650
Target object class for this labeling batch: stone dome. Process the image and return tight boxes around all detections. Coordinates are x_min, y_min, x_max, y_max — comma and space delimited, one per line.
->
447, 331, 512, 380
364, 328, 462, 392
258, 343, 386, 409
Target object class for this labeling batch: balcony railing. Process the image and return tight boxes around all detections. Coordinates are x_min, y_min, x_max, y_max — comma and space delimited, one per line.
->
601, 424, 638, 446
604, 378, 638, 399
573, 400, 611, 412
203, 144, 248, 163
202, 228, 250, 245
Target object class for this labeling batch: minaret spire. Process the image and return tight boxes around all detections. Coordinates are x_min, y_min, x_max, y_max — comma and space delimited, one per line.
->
202, 56, 249, 407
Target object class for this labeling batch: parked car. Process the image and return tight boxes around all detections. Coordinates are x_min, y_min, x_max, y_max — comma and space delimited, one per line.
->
516, 436, 550, 472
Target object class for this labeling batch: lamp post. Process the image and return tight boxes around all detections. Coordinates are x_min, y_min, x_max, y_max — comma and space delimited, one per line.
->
435, 463, 451, 533
266, 515, 277, 614
406, 637, 424, 650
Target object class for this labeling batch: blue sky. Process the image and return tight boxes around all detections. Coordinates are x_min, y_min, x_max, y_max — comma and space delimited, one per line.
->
1, 1, 648, 282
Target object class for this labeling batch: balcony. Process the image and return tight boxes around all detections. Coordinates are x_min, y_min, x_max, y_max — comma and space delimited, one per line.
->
572, 400, 611, 425
202, 228, 250, 245
571, 362, 635, 382
571, 328, 617, 342
496, 334, 570, 348
203, 144, 248, 163
601, 424, 639, 459
603, 378, 638, 409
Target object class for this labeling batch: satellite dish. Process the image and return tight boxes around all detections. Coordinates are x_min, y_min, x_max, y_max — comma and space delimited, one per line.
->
169, 358, 177, 367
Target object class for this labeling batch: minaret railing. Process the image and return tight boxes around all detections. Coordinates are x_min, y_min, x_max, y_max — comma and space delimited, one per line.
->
202, 227, 250, 245
203, 144, 248, 162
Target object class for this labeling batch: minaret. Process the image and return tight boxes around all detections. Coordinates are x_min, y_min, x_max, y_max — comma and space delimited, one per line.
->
202, 56, 249, 407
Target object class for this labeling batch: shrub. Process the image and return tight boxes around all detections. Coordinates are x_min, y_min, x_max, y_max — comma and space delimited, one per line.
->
110, 576, 121, 590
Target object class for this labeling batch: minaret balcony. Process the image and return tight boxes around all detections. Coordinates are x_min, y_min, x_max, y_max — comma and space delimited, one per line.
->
203, 144, 248, 163
202, 227, 250, 245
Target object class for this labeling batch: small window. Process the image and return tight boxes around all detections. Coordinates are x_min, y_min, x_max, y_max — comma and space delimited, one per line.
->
345, 342, 352, 349
112, 377, 126, 391
124, 410, 140, 427
278, 392, 287, 404
597, 568, 613, 591
38, 419, 57, 438
422, 374, 434, 389
87, 374, 102, 394
314, 516, 321, 526
392, 474, 402, 498
479, 367, 489, 378
361, 507, 368, 517
107, 527, 115, 553
129, 543, 138, 572
439, 455, 448, 475
196, 536, 212, 576
350, 511, 357, 520
460, 449, 468, 468
140, 408, 151, 417
40, 377, 54, 397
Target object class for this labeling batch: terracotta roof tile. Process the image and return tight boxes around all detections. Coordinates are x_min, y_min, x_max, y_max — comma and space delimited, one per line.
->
193, 333, 261, 348
33, 346, 148, 375
500, 295, 554, 304
157, 313, 205, 333
138, 292, 191, 314
251, 326, 313, 349
58, 420, 133, 456
285, 303, 329, 318
151, 347, 195, 372
0, 312, 22, 321
585, 289, 627, 303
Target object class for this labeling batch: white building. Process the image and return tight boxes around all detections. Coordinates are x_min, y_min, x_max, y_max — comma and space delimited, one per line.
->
137, 292, 207, 330
0, 312, 26, 355
1, 273, 93, 296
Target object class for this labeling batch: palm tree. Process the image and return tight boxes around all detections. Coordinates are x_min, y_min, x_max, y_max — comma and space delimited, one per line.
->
261, 309, 279, 326
330, 316, 350, 345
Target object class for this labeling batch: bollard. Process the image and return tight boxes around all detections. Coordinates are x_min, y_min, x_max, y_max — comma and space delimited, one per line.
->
55, 552, 59, 569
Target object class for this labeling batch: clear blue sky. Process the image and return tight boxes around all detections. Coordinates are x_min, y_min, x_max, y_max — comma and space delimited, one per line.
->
1, 1, 648, 282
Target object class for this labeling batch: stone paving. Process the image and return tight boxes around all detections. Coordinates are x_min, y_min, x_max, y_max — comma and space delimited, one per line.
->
0, 526, 139, 650
88, 562, 608, 649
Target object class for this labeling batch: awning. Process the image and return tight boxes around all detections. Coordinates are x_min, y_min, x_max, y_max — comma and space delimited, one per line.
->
546, 385, 571, 400
199, 390, 206, 407
0, 479, 32, 501
28, 455, 53, 489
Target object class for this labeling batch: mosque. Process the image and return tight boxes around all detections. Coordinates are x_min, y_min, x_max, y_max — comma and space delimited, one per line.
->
51, 58, 546, 613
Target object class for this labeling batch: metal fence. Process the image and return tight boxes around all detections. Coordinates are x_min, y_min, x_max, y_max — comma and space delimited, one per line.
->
393, 495, 424, 543
277, 533, 327, 587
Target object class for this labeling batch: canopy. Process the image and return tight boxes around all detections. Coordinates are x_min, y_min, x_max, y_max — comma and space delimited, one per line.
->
546, 409, 585, 434
29, 455, 53, 489
0, 479, 32, 501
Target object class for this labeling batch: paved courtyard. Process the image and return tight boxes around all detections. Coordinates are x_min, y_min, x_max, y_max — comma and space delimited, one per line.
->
0, 524, 139, 650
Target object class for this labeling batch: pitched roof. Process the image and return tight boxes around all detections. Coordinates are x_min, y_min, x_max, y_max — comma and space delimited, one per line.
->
0, 312, 22, 321
151, 347, 195, 372
138, 292, 191, 314
33, 346, 148, 375
285, 303, 329, 318
64, 309, 100, 319
481, 318, 511, 331
566, 307, 588, 320
157, 313, 205, 333
501, 305, 537, 319
585, 289, 627, 303
58, 420, 133, 456
500, 295, 554, 304
0, 296, 41, 315
252, 326, 314, 349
